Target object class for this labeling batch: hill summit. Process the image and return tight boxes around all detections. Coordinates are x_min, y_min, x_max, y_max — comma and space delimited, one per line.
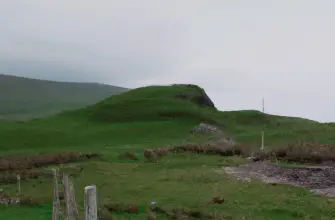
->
172, 84, 216, 109
69, 84, 218, 123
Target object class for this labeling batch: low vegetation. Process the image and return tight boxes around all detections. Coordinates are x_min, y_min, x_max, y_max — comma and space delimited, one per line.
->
248, 141, 335, 164
0, 151, 100, 171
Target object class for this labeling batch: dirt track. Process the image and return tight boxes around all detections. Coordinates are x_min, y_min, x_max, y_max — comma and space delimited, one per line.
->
223, 162, 335, 197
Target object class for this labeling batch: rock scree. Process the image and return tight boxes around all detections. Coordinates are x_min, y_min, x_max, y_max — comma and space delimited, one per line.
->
223, 161, 335, 197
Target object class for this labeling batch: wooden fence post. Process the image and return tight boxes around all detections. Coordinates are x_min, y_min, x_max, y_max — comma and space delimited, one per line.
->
16, 174, 20, 195
52, 169, 60, 220
63, 173, 79, 220
63, 174, 70, 218
68, 180, 79, 220
85, 185, 97, 220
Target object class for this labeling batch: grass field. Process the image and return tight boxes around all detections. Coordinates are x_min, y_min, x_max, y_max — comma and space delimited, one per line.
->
1, 84, 335, 219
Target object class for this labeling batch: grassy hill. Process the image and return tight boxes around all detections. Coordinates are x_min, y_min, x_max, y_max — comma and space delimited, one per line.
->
1, 84, 334, 153
0, 74, 128, 120
1, 84, 335, 220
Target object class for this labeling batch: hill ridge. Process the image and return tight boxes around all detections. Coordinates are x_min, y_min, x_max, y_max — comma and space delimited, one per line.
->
64, 84, 218, 123
0, 74, 128, 120
0, 73, 126, 88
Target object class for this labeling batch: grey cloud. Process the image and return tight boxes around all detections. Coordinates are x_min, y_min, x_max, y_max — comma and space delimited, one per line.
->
1, 0, 335, 121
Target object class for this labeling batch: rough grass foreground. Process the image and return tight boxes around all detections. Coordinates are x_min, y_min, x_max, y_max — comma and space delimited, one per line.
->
1, 153, 335, 219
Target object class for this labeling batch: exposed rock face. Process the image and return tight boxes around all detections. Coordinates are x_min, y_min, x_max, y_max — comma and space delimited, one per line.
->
174, 84, 216, 109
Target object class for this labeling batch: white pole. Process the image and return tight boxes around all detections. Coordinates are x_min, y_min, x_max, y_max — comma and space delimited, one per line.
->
262, 98, 264, 113
261, 98, 265, 151
85, 185, 97, 220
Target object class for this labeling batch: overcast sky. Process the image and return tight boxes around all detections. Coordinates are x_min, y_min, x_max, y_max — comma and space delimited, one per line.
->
1, 0, 335, 122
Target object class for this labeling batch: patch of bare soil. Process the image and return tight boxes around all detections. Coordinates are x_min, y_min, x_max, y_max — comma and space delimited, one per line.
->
222, 162, 335, 197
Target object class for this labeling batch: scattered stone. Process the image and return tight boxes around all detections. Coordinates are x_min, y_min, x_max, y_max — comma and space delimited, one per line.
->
0, 190, 21, 206
150, 201, 157, 211
191, 123, 220, 133
224, 167, 251, 183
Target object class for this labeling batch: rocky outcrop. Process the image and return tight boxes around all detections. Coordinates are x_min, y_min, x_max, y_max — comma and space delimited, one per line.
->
174, 84, 216, 109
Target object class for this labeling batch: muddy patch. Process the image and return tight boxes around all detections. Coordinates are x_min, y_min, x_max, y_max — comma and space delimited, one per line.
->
223, 162, 335, 197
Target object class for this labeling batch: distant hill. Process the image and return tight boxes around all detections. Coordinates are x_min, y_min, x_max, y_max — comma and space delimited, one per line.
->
0, 74, 129, 120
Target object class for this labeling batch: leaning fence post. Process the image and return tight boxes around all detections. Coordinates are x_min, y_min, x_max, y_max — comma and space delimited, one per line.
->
52, 169, 60, 220
62, 173, 70, 217
63, 173, 79, 220
85, 185, 97, 220
68, 180, 79, 220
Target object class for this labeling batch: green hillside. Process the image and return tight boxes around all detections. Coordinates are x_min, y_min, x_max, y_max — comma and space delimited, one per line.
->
0, 74, 128, 120
1, 84, 335, 220
0, 84, 333, 154
66, 84, 218, 123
